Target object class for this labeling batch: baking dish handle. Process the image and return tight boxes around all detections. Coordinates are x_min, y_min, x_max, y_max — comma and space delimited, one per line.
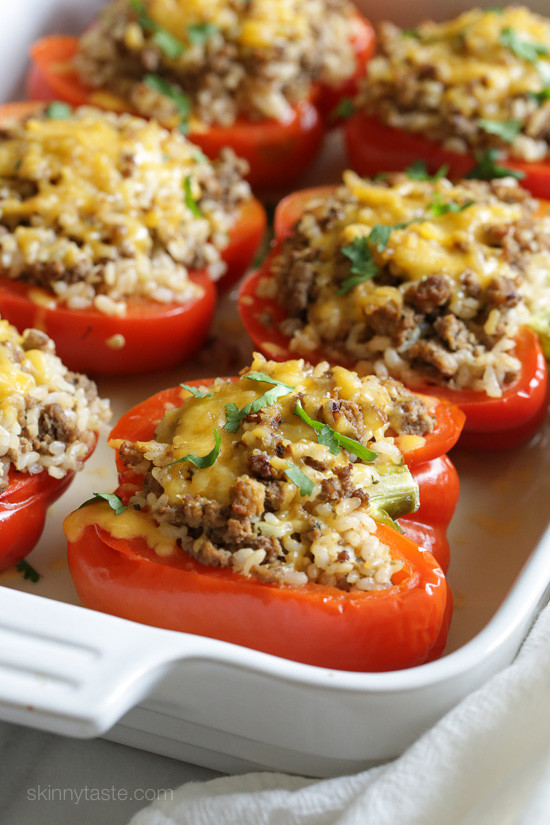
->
0, 588, 204, 738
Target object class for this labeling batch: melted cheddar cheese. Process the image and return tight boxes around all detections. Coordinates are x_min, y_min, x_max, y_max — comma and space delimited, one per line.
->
67, 355, 427, 590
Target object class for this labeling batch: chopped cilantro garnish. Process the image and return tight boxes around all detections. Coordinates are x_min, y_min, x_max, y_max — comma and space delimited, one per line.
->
153, 29, 185, 59
428, 194, 475, 217
478, 118, 523, 143
180, 383, 214, 398
528, 88, 550, 105
537, 61, 550, 86
224, 402, 246, 433
183, 175, 203, 217
44, 101, 72, 120
131, 0, 185, 57
168, 429, 221, 468
143, 74, 191, 131
367, 224, 394, 252
223, 373, 295, 432
81, 492, 126, 515
404, 159, 449, 181
187, 22, 219, 45
294, 401, 378, 462
499, 27, 549, 64
338, 236, 378, 294
330, 97, 356, 121
191, 147, 209, 163
16, 559, 41, 583
465, 148, 525, 180
284, 464, 314, 496
245, 371, 295, 390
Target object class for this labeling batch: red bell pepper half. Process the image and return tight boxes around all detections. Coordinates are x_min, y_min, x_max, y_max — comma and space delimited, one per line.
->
344, 112, 550, 200
27, 13, 375, 191
0, 102, 266, 376
65, 378, 458, 672
237, 185, 548, 450
0, 440, 97, 572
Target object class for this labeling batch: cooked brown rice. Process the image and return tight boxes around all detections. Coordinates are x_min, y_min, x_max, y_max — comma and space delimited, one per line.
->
357, 6, 550, 163
0, 319, 111, 491
106, 354, 435, 590
264, 170, 550, 396
75, 0, 362, 126
0, 106, 251, 314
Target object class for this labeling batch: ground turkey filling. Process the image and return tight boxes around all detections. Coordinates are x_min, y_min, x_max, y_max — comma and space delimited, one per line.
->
75, 0, 361, 126
0, 106, 251, 315
113, 355, 435, 591
263, 170, 550, 397
357, 6, 550, 163
0, 319, 110, 492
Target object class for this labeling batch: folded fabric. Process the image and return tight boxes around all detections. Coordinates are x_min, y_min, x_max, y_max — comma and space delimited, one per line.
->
129, 601, 550, 825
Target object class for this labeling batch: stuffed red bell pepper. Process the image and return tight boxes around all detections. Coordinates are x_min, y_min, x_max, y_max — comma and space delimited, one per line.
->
344, 7, 550, 199
238, 170, 549, 449
0, 318, 110, 571
27, 0, 375, 191
64, 355, 463, 672
0, 101, 265, 375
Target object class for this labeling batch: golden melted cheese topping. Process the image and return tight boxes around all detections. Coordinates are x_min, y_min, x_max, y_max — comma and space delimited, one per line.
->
0, 318, 111, 484
68, 355, 425, 589
393, 7, 550, 91
148, 0, 328, 48
361, 6, 550, 161
0, 107, 212, 262
0, 322, 36, 414
309, 171, 529, 302
112, 355, 414, 509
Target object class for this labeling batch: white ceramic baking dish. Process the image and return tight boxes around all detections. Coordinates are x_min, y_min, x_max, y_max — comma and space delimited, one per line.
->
0, 0, 549, 779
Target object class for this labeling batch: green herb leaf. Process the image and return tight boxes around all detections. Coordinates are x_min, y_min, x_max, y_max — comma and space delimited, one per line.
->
223, 402, 245, 433
499, 27, 549, 64
294, 401, 378, 462
16, 559, 41, 583
465, 148, 525, 180
180, 382, 214, 398
191, 147, 209, 163
404, 159, 449, 181
528, 87, 550, 105
428, 194, 475, 217
81, 492, 126, 515
338, 236, 378, 294
284, 463, 315, 496
245, 372, 295, 391
130, 0, 185, 57
183, 175, 203, 217
403, 28, 420, 39
187, 22, 219, 45
330, 97, 356, 121
537, 61, 550, 86
316, 424, 340, 455
44, 101, 72, 120
223, 373, 295, 432
169, 429, 221, 468
478, 117, 523, 143
153, 29, 185, 58
130, 0, 152, 28
367, 224, 393, 252
143, 74, 191, 131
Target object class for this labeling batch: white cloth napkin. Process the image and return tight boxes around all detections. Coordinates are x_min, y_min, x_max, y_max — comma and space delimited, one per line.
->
129, 601, 550, 825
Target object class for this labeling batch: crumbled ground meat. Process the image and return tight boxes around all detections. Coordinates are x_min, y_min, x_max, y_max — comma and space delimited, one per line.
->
404, 276, 452, 314
122, 358, 431, 590
230, 477, 266, 518
267, 171, 547, 392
